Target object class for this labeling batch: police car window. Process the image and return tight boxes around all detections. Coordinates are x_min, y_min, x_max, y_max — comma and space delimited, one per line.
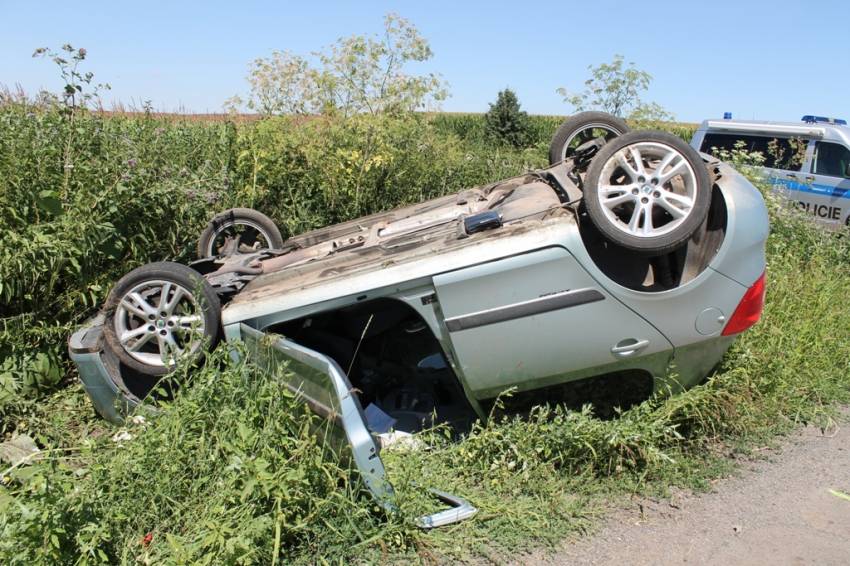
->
811, 142, 850, 178
700, 133, 804, 171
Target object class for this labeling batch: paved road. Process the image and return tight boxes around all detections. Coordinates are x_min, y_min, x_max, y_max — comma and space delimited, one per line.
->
528, 412, 850, 566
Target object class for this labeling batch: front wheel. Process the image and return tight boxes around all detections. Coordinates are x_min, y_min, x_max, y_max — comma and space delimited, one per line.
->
197, 208, 284, 258
548, 111, 630, 166
102, 262, 221, 376
583, 130, 712, 255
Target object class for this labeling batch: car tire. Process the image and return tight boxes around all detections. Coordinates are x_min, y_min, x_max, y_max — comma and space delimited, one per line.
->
102, 261, 221, 376
548, 111, 630, 166
583, 130, 712, 255
197, 208, 284, 258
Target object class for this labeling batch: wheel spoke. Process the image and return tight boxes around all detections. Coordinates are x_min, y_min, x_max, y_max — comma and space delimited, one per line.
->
164, 334, 183, 356
175, 314, 202, 328
120, 325, 149, 345
157, 282, 172, 313
155, 335, 168, 360
653, 151, 679, 178
127, 332, 155, 352
602, 192, 635, 209
599, 183, 635, 196
658, 160, 688, 185
120, 298, 149, 320
657, 198, 685, 218
628, 204, 645, 233
629, 147, 647, 176
162, 287, 185, 316
616, 152, 641, 182
128, 292, 157, 317
661, 189, 694, 209
642, 207, 654, 235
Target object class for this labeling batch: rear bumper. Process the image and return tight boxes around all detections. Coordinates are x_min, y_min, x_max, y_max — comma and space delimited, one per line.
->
68, 314, 135, 424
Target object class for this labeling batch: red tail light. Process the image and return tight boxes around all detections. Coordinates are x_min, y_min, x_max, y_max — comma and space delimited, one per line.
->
722, 271, 766, 336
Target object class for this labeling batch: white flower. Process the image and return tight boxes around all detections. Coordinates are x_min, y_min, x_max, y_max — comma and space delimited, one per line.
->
111, 430, 133, 443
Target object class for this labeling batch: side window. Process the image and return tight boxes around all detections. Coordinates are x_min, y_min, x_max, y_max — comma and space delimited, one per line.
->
700, 133, 805, 171
811, 142, 850, 178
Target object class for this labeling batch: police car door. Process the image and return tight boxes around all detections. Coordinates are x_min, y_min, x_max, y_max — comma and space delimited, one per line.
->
804, 140, 850, 225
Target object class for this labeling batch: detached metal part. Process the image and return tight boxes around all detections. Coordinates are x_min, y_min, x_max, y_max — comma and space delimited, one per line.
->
68, 316, 477, 528
416, 489, 478, 529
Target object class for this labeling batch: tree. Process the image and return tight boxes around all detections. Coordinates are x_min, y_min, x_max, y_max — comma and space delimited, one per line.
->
558, 55, 660, 119
227, 13, 448, 117
484, 88, 531, 147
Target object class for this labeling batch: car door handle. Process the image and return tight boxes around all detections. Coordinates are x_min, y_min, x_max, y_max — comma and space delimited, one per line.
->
611, 338, 650, 357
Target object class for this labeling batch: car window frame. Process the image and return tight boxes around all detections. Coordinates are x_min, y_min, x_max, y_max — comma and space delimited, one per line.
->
810, 140, 850, 179
700, 132, 808, 172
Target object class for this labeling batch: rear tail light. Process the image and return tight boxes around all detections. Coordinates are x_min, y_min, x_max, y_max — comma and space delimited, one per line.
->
722, 271, 766, 336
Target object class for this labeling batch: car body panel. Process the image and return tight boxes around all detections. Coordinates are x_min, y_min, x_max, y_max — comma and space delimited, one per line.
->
69, 315, 137, 423
567, 162, 765, 343
703, 161, 769, 287
221, 214, 574, 330
432, 246, 673, 399
239, 324, 478, 527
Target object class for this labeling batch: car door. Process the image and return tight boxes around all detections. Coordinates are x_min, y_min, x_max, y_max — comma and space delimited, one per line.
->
432, 246, 673, 400
237, 323, 476, 528
800, 141, 850, 225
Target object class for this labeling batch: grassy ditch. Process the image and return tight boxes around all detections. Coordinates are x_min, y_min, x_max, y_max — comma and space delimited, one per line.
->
1, 105, 848, 563
2, 181, 849, 564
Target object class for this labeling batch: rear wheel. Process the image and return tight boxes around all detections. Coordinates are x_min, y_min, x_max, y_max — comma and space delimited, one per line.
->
197, 208, 284, 258
102, 262, 221, 376
548, 111, 629, 166
583, 130, 712, 255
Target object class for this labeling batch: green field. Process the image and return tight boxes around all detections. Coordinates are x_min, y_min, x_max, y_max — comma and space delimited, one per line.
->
1, 103, 848, 564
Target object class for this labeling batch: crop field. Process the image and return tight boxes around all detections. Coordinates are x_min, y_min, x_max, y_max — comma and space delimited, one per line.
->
1, 101, 848, 564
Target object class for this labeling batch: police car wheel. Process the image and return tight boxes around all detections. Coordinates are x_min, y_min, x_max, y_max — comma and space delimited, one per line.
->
102, 262, 221, 376
584, 130, 712, 255
548, 111, 630, 166
197, 208, 284, 258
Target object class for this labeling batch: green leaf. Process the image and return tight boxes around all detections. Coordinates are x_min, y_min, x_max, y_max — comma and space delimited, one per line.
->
36, 190, 63, 217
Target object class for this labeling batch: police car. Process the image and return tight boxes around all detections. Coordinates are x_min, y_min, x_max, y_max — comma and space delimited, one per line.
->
691, 115, 850, 227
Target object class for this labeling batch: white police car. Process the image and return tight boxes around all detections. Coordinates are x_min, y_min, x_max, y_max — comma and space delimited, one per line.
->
691, 115, 850, 227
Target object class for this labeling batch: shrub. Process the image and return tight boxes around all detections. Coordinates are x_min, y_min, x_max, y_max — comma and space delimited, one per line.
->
0, 102, 546, 420
232, 112, 545, 235
431, 112, 696, 147
483, 89, 532, 147
0, 102, 236, 421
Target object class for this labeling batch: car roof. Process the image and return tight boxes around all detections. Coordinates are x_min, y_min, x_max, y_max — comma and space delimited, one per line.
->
697, 118, 850, 146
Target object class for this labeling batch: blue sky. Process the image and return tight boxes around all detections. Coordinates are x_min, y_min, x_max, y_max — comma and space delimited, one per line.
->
1, 0, 847, 122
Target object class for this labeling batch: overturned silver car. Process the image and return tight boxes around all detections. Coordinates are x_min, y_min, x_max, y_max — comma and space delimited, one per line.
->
69, 112, 769, 525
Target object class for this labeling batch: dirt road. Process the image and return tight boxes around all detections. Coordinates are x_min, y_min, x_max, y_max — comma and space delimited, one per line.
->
529, 412, 850, 566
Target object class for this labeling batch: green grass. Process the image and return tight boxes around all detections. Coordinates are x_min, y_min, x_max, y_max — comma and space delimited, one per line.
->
1, 103, 849, 564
